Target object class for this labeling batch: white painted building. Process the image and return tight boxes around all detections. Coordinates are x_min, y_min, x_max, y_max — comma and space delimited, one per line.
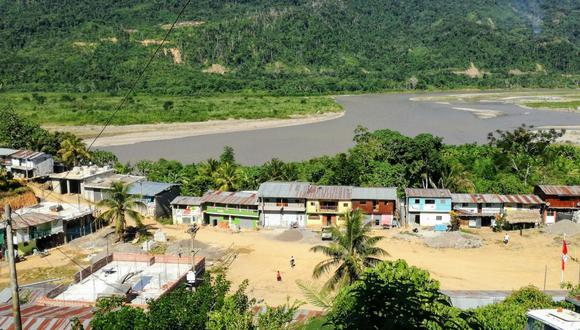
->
171, 196, 203, 224
258, 182, 309, 228
5, 150, 54, 179
50, 166, 115, 195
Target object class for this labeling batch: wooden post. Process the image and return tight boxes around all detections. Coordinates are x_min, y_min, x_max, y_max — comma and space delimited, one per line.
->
543, 265, 547, 292
4, 204, 22, 330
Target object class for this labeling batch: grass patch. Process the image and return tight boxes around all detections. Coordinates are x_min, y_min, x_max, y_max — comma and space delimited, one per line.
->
149, 243, 168, 255
17, 264, 80, 285
297, 316, 334, 329
0, 92, 342, 126
524, 100, 580, 111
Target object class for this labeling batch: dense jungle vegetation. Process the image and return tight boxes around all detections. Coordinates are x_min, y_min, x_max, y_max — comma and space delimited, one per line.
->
1, 0, 578, 95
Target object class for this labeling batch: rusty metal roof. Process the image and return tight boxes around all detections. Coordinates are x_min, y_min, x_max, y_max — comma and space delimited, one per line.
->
305, 185, 352, 200
257, 182, 310, 198
10, 150, 48, 160
202, 190, 258, 205
0, 304, 93, 330
9, 212, 57, 230
536, 185, 580, 197
451, 194, 543, 205
405, 188, 451, 198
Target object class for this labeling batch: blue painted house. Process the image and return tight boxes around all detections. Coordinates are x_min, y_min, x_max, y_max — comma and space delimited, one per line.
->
405, 188, 452, 226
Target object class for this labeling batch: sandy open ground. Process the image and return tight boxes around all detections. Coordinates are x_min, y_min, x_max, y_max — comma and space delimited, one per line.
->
43, 112, 344, 147
3, 222, 578, 309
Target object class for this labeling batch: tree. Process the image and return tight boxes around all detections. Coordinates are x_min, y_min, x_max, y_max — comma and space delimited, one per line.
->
97, 182, 145, 241
219, 146, 236, 165
90, 150, 118, 167
488, 124, 564, 186
310, 209, 387, 290
213, 162, 242, 192
326, 260, 480, 329
58, 137, 91, 167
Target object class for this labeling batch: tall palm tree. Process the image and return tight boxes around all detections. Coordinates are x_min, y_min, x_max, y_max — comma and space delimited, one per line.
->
311, 209, 388, 290
58, 137, 91, 167
97, 182, 145, 241
213, 162, 241, 191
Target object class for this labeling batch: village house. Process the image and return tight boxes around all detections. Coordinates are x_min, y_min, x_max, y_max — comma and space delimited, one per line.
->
201, 190, 259, 229
534, 185, 580, 223
351, 187, 398, 227
171, 196, 203, 224
50, 165, 115, 195
127, 181, 180, 219
0, 202, 95, 256
3, 149, 54, 179
0, 148, 18, 169
405, 188, 452, 226
257, 182, 309, 228
305, 185, 352, 228
452, 194, 543, 228
82, 174, 145, 203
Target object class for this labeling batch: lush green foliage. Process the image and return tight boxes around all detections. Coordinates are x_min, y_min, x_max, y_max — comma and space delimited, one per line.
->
0, 1, 578, 95
0, 92, 340, 125
471, 286, 566, 330
326, 260, 479, 329
97, 181, 145, 241
90, 272, 299, 330
310, 209, 387, 290
0, 169, 25, 193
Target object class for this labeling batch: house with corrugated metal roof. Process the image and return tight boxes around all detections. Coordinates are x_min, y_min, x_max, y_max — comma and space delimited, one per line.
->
305, 185, 353, 228
0, 202, 95, 256
405, 188, 452, 226
257, 182, 309, 228
3, 149, 54, 179
534, 185, 580, 223
201, 190, 259, 229
127, 181, 181, 219
451, 194, 543, 228
351, 187, 398, 227
171, 196, 203, 224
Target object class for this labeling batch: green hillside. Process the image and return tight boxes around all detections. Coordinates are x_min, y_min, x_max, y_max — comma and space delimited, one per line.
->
0, 0, 578, 95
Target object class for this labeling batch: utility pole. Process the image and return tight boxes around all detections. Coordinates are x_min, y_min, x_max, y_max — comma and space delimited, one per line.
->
4, 204, 22, 330
187, 224, 199, 289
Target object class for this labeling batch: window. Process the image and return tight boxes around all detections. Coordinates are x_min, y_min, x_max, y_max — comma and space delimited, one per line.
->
436, 216, 442, 221
461, 203, 468, 207
310, 202, 315, 206
439, 199, 446, 204
343, 203, 348, 207
517, 203, 523, 209
414, 199, 420, 204
425, 200, 435, 204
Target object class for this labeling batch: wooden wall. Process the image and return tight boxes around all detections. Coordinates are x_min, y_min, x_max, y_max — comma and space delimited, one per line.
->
352, 200, 394, 215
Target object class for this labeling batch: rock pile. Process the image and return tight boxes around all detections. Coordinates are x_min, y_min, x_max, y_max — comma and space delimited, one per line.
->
424, 232, 483, 249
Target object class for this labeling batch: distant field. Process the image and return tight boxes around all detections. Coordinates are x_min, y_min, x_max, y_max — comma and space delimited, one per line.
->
0, 92, 341, 125
524, 100, 580, 111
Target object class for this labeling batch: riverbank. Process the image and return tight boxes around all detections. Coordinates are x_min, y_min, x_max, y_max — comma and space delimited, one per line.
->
44, 112, 345, 147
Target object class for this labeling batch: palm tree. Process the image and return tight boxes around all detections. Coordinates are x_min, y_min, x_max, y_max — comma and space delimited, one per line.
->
58, 137, 91, 167
213, 162, 241, 191
97, 182, 146, 241
311, 209, 388, 290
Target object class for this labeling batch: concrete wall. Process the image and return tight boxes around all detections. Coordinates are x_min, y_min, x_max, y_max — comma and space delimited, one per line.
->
263, 211, 305, 228
172, 205, 202, 224
409, 212, 451, 226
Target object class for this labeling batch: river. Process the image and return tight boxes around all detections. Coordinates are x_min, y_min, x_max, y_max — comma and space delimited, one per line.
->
102, 92, 580, 165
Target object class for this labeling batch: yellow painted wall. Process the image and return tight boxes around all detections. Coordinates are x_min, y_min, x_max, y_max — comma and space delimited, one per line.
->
18, 239, 37, 255
306, 215, 322, 228
306, 200, 319, 213
338, 200, 352, 213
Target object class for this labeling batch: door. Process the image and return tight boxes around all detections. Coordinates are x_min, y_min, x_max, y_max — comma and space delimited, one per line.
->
325, 215, 333, 226
414, 214, 420, 225
238, 218, 255, 229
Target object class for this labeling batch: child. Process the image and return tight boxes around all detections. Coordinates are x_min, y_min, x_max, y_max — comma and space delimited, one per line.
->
277, 270, 282, 282
290, 256, 296, 269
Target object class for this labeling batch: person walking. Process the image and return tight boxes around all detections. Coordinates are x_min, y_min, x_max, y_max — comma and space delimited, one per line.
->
290, 256, 295, 269
503, 232, 510, 245
276, 270, 282, 282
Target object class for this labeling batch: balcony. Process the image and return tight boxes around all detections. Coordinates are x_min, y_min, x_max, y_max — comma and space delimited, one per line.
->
205, 206, 259, 218
262, 202, 306, 212
29, 229, 53, 240
318, 204, 338, 212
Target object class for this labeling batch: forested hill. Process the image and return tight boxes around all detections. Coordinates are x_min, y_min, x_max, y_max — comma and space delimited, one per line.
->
0, 0, 578, 95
